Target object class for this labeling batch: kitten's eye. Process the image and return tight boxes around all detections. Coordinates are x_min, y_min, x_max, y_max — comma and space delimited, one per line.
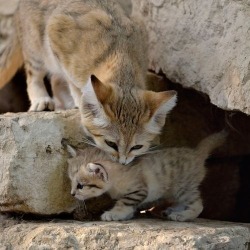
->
105, 140, 118, 151
77, 183, 84, 189
130, 145, 143, 151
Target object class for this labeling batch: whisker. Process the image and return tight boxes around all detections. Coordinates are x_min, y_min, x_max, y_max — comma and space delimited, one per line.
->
134, 154, 152, 161
148, 144, 165, 151
138, 149, 163, 156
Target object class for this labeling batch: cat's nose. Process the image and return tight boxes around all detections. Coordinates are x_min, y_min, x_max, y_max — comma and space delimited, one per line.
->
119, 156, 134, 165
119, 156, 127, 165
71, 192, 75, 197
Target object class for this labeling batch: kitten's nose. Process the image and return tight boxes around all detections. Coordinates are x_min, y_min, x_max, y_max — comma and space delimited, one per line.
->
71, 192, 75, 197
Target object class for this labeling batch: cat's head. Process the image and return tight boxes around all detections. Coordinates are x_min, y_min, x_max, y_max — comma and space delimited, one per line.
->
80, 75, 177, 165
66, 145, 111, 200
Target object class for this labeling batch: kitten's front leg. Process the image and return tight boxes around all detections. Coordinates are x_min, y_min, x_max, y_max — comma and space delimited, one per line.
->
101, 200, 135, 221
101, 189, 147, 221
25, 63, 54, 111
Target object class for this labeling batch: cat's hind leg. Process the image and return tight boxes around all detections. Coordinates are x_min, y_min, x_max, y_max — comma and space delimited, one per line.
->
162, 198, 203, 222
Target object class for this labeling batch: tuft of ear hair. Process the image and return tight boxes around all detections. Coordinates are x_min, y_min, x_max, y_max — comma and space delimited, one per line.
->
81, 75, 113, 104
90, 75, 113, 104
81, 75, 111, 127
144, 90, 177, 134
87, 163, 108, 182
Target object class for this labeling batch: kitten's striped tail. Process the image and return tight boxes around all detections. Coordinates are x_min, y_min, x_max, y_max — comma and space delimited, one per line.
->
0, 14, 23, 88
196, 130, 227, 159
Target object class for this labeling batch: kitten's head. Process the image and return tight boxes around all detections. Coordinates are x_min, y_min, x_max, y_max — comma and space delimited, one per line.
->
66, 145, 112, 201
80, 75, 177, 165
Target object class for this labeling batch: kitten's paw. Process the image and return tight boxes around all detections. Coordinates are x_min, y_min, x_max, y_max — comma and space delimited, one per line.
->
162, 211, 188, 222
101, 210, 134, 221
29, 97, 55, 111
162, 205, 201, 222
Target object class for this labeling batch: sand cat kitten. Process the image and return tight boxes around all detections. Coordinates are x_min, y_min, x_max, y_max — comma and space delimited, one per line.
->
0, 0, 177, 164
67, 131, 226, 221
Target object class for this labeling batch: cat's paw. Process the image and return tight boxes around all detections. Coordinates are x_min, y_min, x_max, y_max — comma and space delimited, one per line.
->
29, 97, 55, 111
161, 205, 200, 222
101, 210, 134, 221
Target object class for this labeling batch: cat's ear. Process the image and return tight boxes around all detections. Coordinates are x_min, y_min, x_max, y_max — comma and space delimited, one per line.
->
81, 75, 112, 127
90, 75, 113, 104
87, 163, 108, 182
145, 90, 177, 134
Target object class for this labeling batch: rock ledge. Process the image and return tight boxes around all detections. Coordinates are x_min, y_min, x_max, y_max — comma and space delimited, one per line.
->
0, 218, 249, 249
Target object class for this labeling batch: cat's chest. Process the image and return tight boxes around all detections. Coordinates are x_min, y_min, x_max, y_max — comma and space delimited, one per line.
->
43, 37, 63, 75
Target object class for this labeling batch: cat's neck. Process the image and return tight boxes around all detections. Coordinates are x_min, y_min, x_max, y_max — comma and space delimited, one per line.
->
94, 52, 146, 89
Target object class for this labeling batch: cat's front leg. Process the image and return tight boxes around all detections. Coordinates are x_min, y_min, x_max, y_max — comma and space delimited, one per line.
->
51, 75, 75, 110
68, 82, 82, 108
101, 202, 135, 221
25, 62, 55, 111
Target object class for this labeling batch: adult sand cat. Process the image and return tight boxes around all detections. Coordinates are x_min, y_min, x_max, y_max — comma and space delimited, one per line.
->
67, 131, 226, 221
0, 0, 177, 164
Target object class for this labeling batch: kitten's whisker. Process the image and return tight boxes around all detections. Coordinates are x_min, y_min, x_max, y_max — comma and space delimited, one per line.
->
137, 149, 163, 156
148, 144, 164, 151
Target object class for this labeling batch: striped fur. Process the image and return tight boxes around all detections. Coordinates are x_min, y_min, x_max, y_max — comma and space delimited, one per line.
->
67, 131, 227, 221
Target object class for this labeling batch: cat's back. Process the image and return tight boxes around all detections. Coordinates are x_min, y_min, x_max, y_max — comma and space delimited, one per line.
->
141, 147, 205, 183
18, 0, 145, 63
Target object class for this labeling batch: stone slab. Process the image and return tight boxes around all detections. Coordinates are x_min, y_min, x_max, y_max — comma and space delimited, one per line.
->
132, 0, 250, 114
0, 217, 249, 249
0, 110, 81, 214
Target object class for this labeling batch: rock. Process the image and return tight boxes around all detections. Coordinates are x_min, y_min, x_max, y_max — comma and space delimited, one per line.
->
0, 218, 249, 249
132, 0, 250, 115
0, 110, 82, 215
0, 0, 19, 15
0, 72, 29, 114
117, 0, 132, 16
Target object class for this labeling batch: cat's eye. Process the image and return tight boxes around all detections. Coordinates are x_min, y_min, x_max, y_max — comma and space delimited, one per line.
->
77, 183, 84, 189
88, 184, 101, 189
130, 145, 143, 151
105, 140, 118, 151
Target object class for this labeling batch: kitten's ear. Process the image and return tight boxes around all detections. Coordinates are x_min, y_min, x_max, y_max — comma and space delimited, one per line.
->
62, 139, 77, 158
87, 163, 108, 182
145, 90, 177, 134
66, 145, 78, 158
81, 75, 112, 127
